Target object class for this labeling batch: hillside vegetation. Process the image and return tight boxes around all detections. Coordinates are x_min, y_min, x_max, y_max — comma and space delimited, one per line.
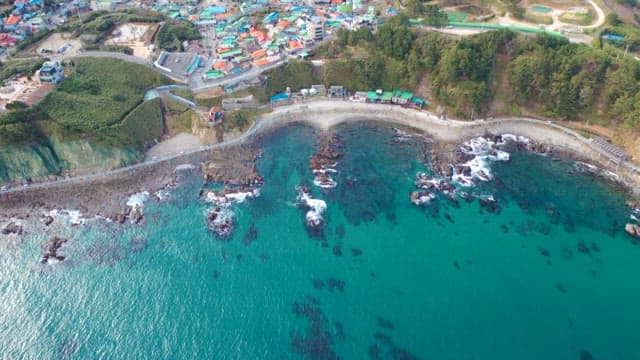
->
271, 15, 640, 132
0, 58, 169, 181
38, 57, 171, 147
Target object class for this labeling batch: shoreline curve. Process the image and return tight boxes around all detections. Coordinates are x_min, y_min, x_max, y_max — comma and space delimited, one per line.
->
1, 100, 638, 215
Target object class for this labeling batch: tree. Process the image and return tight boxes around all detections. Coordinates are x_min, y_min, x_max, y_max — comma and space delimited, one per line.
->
424, 5, 448, 27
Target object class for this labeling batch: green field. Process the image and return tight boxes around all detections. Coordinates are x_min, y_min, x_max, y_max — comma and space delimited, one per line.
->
0, 57, 172, 149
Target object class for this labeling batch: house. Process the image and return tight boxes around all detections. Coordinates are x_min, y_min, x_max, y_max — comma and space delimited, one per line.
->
206, 106, 224, 123
391, 90, 413, 105
307, 16, 324, 41
311, 84, 326, 95
410, 96, 427, 109
328, 85, 346, 97
38, 61, 64, 84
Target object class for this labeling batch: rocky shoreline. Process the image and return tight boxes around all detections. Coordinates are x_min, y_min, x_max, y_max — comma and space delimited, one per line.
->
309, 131, 343, 189
2, 102, 640, 240
201, 147, 264, 238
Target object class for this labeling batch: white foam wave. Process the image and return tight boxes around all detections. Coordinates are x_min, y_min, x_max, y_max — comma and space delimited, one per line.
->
452, 135, 529, 187
204, 189, 260, 205
297, 187, 327, 228
126, 191, 149, 208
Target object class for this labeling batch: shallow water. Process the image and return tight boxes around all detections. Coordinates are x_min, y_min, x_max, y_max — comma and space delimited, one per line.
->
1, 123, 639, 359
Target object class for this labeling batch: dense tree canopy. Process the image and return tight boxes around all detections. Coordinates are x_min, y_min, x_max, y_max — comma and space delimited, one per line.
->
314, 16, 640, 126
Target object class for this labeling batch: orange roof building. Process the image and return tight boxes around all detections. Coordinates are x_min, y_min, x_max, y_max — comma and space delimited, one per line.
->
251, 49, 266, 59
254, 58, 270, 67
213, 61, 227, 70
6, 15, 21, 26
288, 41, 302, 49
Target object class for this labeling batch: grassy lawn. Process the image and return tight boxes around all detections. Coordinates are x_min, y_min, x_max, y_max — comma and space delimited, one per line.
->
171, 88, 195, 101
0, 58, 48, 82
524, 11, 554, 25
164, 97, 195, 135
0, 57, 172, 148
559, 9, 594, 26
39, 57, 171, 139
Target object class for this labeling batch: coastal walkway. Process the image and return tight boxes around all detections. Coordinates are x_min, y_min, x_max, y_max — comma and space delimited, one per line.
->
3, 100, 639, 199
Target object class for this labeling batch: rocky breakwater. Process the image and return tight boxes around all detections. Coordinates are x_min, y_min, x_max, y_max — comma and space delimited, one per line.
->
309, 132, 343, 189
201, 148, 263, 238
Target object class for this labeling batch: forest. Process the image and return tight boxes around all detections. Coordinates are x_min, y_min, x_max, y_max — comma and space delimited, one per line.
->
266, 14, 640, 130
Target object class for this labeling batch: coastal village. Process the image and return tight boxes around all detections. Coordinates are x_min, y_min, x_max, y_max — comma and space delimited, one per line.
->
0, 0, 631, 111
3, 2, 640, 355
2, 0, 640, 239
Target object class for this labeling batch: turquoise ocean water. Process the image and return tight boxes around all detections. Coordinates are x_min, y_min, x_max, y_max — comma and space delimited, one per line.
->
1, 123, 639, 359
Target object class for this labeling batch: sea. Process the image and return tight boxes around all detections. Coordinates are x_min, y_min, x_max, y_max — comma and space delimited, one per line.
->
1, 122, 639, 360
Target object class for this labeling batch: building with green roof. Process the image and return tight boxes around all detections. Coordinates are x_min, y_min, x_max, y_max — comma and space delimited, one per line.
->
392, 90, 414, 104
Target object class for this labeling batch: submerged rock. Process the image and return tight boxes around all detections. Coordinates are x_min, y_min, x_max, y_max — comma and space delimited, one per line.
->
206, 207, 234, 239
297, 184, 327, 230
1, 221, 23, 235
624, 223, 640, 238
41, 215, 54, 226
41, 236, 68, 264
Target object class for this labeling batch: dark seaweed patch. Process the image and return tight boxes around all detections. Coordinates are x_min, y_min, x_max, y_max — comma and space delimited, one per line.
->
579, 350, 595, 360
259, 253, 269, 262
335, 224, 345, 239
577, 240, 591, 256
453, 260, 461, 270
130, 236, 148, 254
58, 338, 80, 359
377, 317, 394, 330
332, 245, 343, 257
334, 321, 346, 340
444, 213, 454, 224
242, 225, 258, 246
85, 239, 126, 267
480, 198, 501, 214
537, 223, 551, 235
556, 283, 566, 293
291, 295, 342, 360
538, 248, 550, 257
212, 270, 221, 279
327, 278, 345, 293
351, 248, 363, 257
368, 332, 419, 360
313, 280, 326, 290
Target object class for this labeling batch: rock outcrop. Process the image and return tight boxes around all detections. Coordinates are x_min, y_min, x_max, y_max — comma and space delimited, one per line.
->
41, 236, 68, 263
625, 223, 640, 238
1, 221, 23, 235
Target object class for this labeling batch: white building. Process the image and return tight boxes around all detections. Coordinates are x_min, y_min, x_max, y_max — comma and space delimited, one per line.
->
38, 61, 64, 84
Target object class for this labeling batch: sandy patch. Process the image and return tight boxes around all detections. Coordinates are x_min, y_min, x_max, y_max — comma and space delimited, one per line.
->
0, 76, 53, 108
145, 133, 202, 160
105, 23, 155, 60
30, 33, 82, 56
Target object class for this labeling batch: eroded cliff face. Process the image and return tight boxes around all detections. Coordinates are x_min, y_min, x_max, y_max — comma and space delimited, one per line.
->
0, 137, 142, 182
